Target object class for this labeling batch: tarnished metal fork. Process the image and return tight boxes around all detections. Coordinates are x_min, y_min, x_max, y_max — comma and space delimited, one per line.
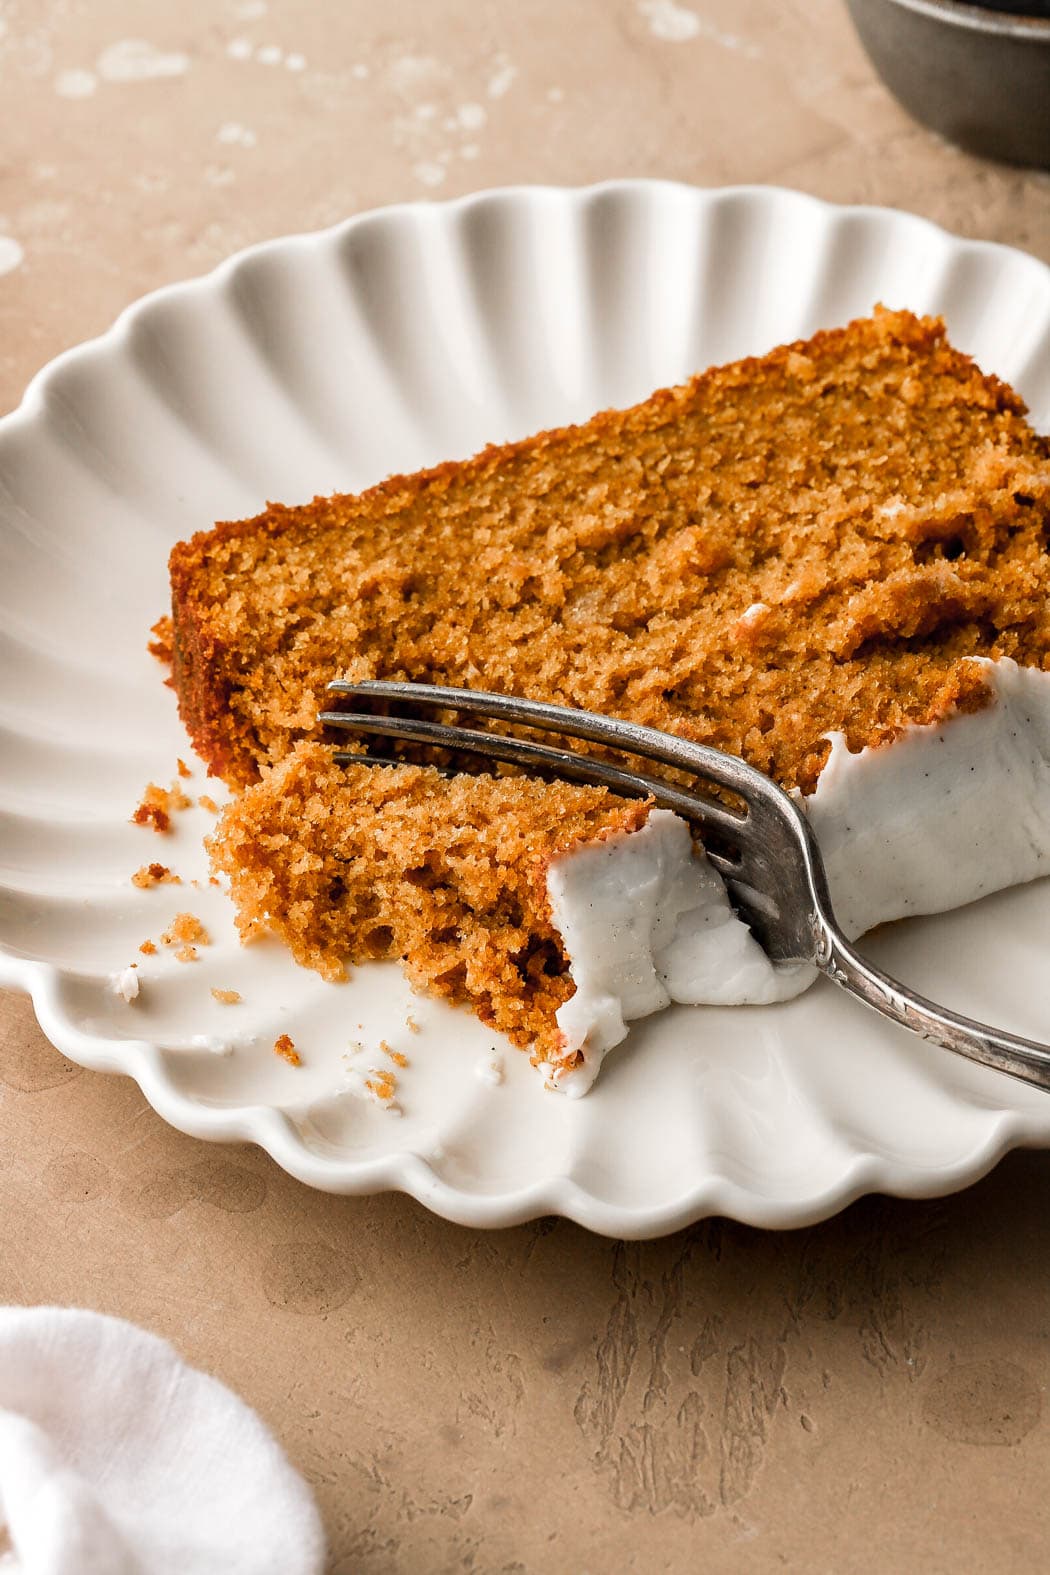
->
320, 679, 1050, 1095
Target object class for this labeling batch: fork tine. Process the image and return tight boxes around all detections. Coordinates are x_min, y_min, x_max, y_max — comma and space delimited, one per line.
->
319, 709, 746, 840
325, 679, 751, 818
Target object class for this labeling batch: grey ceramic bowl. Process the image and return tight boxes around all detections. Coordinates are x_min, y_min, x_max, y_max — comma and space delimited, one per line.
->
845, 0, 1050, 168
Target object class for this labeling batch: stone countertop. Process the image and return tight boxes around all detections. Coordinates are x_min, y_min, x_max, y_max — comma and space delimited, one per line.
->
1, 2, 1049, 1569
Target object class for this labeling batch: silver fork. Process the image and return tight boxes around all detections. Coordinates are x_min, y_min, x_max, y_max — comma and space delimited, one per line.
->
320, 679, 1050, 1095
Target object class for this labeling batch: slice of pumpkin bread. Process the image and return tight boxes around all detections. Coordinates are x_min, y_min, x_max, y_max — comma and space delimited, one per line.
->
175, 307, 1050, 1081
170, 307, 1050, 798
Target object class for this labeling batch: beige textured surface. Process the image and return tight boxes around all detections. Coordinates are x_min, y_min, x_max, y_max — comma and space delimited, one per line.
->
2, 2, 1049, 1570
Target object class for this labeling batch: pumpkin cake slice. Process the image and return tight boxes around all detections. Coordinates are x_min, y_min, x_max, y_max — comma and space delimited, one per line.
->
210, 748, 788, 1090
170, 306, 1050, 798
172, 307, 1050, 1092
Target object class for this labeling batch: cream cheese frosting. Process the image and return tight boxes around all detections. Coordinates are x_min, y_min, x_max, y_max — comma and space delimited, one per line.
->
544, 657, 1050, 1096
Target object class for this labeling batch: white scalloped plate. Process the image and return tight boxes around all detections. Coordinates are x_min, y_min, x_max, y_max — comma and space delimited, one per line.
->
3, 182, 1050, 1238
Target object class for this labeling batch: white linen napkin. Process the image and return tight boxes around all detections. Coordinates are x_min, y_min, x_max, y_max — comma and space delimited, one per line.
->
0, 1306, 325, 1574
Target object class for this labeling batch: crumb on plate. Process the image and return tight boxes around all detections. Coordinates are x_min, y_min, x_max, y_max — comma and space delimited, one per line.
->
364, 1071, 397, 1101
131, 862, 181, 889
108, 966, 139, 1003
211, 987, 242, 1005
161, 912, 210, 948
131, 778, 192, 833
131, 784, 173, 834
273, 1033, 301, 1066
147, 615, 173, 669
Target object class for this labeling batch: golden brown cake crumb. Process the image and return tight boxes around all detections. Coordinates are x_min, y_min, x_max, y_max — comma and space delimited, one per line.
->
365, 1069, 397, 1101
148, 615, 174, 667
176, 757, 192, 779
198, 794, 219, 813
132, 779, 192, 833
139, 939, 157, 956
132, 785, 173, 834
381, 1041, 408, 1068
211, 987, 242, 1005
273, 1033, 301, 1066
160, 912, 210, 948
131, 862, 181, 889
175, 945, 198, 963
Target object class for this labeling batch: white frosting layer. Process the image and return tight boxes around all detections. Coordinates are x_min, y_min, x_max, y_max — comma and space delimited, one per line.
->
108, 966, 139, 1003
546, 811, 806, 1095
809, 657, 1050, 936
545, 657, 1050, 1096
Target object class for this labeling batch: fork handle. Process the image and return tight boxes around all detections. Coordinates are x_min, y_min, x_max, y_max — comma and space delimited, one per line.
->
813, 921, 1050, 1095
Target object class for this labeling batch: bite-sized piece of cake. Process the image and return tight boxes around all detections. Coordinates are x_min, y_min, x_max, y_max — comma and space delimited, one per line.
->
210, 749, 653, 1069
211, 747, 794, 1086
170, 308, 1050, 799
